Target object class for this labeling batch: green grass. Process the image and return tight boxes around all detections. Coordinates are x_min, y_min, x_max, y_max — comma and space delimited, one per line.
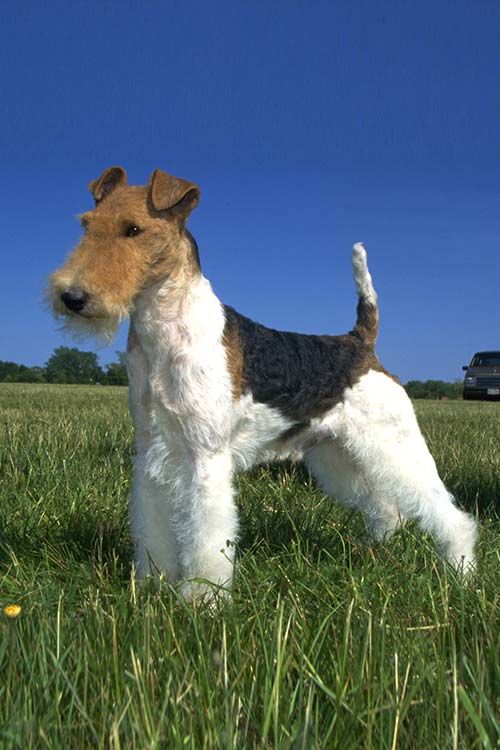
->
0, 384, 498, 749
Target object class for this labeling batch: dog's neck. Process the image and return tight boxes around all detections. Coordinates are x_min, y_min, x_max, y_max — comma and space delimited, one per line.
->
130, 273, 225, 365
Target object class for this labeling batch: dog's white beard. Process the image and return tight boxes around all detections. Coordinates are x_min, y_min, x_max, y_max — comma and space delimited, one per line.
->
55, 309, 126, 344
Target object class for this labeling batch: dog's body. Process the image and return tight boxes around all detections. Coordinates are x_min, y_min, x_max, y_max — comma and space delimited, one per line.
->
50, 167, 477, 597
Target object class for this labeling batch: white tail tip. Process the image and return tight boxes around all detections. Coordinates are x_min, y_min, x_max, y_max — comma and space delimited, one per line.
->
352, 242, 377, 303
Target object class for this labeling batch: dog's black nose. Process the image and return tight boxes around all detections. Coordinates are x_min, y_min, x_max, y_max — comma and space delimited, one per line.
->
60, 288, 89, 313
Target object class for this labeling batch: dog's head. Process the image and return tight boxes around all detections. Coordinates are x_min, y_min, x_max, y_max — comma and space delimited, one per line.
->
49, 166, 200, 339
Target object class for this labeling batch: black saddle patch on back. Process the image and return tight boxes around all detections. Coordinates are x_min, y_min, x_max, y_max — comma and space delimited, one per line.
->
223, 305, 384, 428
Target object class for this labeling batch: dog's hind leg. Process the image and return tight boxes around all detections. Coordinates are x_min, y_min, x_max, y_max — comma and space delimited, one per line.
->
305, 439, 404, 542
307, 370, 477, 571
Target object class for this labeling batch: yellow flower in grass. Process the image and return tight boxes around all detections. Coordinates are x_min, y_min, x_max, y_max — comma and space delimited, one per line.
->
3, 604, 21, 619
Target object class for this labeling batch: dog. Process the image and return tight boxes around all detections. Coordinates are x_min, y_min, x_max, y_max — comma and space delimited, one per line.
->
50, 166, 477, 598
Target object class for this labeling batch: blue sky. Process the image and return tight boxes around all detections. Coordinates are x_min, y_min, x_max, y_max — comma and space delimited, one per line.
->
1, 0, 499, 382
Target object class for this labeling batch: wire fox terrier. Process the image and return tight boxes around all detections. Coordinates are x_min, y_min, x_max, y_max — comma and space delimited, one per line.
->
50, 166, 477, 597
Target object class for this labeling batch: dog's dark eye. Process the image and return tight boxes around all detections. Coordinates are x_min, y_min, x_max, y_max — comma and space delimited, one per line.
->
125, 225, 141, 238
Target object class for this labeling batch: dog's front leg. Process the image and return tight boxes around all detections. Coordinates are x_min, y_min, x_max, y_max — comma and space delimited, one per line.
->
130, 454, 181, 582
174, 450, 238, 600
132, 446, 238, 599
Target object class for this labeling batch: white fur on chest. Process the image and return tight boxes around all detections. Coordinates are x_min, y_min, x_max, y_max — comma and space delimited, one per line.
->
128, 278, 233, 474
127, 276, 297, 481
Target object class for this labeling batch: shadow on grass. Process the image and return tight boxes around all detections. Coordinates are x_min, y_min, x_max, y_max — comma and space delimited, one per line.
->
236, 461, 367, 566
0, 513, 134, 581
1, 461, 495, 582
0, 461, 355, 578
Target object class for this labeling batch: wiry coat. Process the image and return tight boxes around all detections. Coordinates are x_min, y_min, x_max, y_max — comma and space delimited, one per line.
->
50, 167, 477, 598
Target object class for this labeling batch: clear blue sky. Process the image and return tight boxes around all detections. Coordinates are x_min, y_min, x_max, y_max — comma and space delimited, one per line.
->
1, 0, 499, 382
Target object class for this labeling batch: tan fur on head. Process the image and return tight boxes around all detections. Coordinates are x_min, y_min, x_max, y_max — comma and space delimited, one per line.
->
49, 167, 201, 340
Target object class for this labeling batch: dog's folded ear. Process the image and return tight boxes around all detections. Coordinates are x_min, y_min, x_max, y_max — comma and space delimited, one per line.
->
89, 167, 128, 203
148, 169, 200, 218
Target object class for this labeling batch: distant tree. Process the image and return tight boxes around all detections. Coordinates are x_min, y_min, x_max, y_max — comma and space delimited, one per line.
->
405, 380, 427, 399
16, 366, 46, 383
0, 361, 28, 382
105, 352, 128, 386
447, 380, 464, 399
45, 347, 105, 384
425, 380, 446, 399
0, 361, 46, 383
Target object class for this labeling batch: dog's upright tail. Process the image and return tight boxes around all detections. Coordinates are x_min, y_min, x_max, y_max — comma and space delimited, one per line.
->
351, 242, 378, 347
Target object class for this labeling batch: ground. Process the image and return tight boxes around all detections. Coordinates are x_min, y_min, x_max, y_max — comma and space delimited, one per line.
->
0, 384, 498, 749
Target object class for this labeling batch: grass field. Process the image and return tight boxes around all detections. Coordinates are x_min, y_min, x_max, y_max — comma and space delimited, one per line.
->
0, 384, 498, 749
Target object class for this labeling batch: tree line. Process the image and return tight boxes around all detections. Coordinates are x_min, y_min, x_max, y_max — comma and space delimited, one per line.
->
404, 379, 463, 399
0, 348, 464, 397
0, 347, 128, 385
